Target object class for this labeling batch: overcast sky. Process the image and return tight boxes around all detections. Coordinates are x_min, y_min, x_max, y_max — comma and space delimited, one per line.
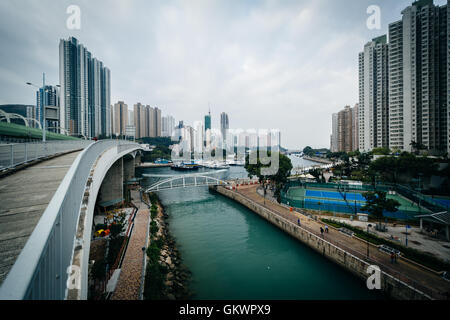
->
0, 0, 447, 149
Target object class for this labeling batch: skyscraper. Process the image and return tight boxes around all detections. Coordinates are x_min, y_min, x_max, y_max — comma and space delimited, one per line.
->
134, 103, 146, 139
220, 112, 229, 141
154, 107, 162, 137
358, 35, 389, 152
388, 0, 449, 153
338, 106, 354, 152
352, 104, 359, 151
145, 105, 154, 137
330, 113, 338, 152
162, 115, 175, 137
204, 110, 211, 133
330, 105, 358, 153
59, 37, 111, 138
113, 101, 128, 136
36, 85, 59, 133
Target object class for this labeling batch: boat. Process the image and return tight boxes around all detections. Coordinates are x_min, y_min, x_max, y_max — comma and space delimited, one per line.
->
170, 162, 200, 171
154, 158, 172, 164
202, 161, 230, 169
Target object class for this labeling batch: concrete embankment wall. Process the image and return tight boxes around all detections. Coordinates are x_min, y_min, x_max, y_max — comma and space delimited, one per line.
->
213, 186, 431, 300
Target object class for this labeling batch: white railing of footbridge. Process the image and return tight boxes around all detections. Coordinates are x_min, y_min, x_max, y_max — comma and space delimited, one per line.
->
0, 140, 141, 300
0, 140, 92, 171
145, 174, 230, 192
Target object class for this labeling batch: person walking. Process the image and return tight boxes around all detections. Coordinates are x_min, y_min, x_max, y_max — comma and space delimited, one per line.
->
320, 227, 324, 237
325, 225, 329, 233
390, 252, 395, 264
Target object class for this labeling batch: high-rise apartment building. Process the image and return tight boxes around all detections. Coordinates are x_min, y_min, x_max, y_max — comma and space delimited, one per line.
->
358, 35, 389, 152
330, 105, 358, 153
113, 101, 128, 136
338, 106, 354, 152
330, 113, 338, 152
133, 103, 146, 139
220, 112, 229, 140
352, 104, 359, 151
154, 107, 162, 137
388, 0, 449, 153
205, 111, 211, 132
162, 115, 175, 137
145, 105, 154, 138
36, 85, 59, 133
59, 37, 111, 138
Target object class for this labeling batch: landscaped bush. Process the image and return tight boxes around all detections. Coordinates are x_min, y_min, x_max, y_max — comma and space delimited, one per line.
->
91, 259, 107, 280
146, 242, 161, 264
95, 224, 107, 231
150, 221, 159, 235
106, 235, 126, 266
109, 223, 124, 238
151, 206, 158, 219
321, 218, 450, 271
143, 261, 165, 300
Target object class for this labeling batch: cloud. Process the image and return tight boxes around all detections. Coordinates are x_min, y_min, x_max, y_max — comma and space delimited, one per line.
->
0, 0, 421, 148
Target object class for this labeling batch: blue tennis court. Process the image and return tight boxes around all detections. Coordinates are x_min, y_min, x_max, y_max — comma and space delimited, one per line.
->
433, 198, 450, 208
306, 190, 365, 201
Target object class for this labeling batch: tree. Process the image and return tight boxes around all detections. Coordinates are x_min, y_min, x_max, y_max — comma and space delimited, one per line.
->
410, 141, 426, 155
368, 153, 438, 185
245, 151, 293, 202
362, 191, 400, 229
371, 147, 390, 155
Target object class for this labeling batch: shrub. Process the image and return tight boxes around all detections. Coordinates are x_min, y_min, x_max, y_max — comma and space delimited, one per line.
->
146, 242, 160, 264
150, 221, 159, 235
143, 261, 165, 300
95, 224, 107, 231
91, 259, 107, 280
109, 223, 124, 238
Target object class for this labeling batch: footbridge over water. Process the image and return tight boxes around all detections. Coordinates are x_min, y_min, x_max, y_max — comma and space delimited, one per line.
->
144, 170, 230, 192
0, 140, 144, 300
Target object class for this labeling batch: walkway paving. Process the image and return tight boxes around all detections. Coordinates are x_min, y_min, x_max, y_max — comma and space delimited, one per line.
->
235, 184, 450, 299
319, 216, 450, 262
0, 151, 81, 285
111, 190, 150, 300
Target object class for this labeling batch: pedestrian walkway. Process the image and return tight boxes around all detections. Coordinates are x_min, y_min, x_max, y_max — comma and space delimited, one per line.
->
0, 151, 81, 285
236, 184, 450, 299
111, 190, 150, 300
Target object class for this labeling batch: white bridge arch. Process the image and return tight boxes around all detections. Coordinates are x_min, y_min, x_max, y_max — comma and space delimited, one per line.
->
145, 173, 230, 192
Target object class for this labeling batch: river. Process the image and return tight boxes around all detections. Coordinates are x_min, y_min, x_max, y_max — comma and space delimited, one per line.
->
138, 164, 381, 300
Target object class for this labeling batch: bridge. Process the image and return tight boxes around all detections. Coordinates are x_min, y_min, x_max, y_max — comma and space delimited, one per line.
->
0, 139, 144, 300
145, 173, 230, 192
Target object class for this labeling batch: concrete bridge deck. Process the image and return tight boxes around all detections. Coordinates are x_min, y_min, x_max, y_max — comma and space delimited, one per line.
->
0, 151, 81, 284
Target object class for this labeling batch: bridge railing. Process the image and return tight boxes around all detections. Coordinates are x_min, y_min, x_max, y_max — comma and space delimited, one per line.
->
0, 140, 141, 300
0, 140, 92, 171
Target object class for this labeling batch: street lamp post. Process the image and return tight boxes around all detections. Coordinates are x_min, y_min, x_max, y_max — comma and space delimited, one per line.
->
367, 223, 372, 258
27, 73, 48, 142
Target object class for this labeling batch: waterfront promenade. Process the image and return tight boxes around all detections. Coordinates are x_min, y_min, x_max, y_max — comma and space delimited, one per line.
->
224, 184, 450, 299
111, 190, 150, 300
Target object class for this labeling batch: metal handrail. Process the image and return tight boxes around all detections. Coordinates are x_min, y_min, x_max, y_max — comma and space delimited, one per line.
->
0, 140, 92, 170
